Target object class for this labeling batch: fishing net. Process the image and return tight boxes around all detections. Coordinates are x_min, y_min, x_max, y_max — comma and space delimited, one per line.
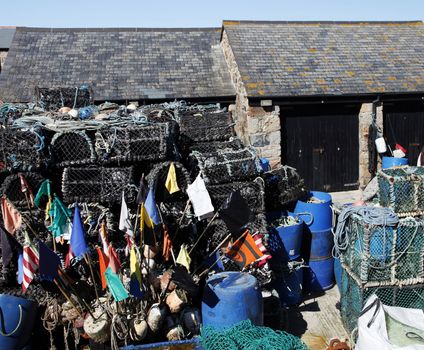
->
0, 103, 28, 126
0, 173, 44, 208
200, 319, 309, 350
62, 166, 135, 204
50, 131, 97, 167
35, 86, 92, 111
263, 166, 306, 211
207, 178, 265, 215
189, 148, 263, 185
183, 138, 244, 157
378, 167, 424, 217
0, 127, 47, 171
94, 123, 171, 163
179, 111, 234, 143
340, 267, 424, 334
338, 213, 424, 286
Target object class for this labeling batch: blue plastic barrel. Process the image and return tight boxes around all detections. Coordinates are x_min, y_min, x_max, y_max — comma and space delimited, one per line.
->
202, 272, 263, 329
382, 157, 408, 169
0, 294, 38, 350
259, 158, 270, 172
275, 217, 304, 260
274, 262, 304, 306
334, 257, 342, 292
294, 191, 335, 291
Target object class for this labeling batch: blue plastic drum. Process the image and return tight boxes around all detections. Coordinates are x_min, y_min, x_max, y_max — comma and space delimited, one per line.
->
382, 157, 408, 169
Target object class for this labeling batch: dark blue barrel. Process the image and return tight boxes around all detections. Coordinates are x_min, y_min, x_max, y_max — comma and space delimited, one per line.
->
202, 272, 263, 329
0, 294, 38, 350
382, 157, 408, 169
275, 217, 304, 260
294, 191, 335, 291
273, 262, 304, 306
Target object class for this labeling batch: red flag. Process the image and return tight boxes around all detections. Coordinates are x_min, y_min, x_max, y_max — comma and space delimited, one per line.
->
162, 225, 172, 262
225, 231, 264, 269
253, 234, 272, 267
108, 245, 121, 273
18, 173, 34, 207
1, 197, 22, 234
64, 245, 75, 269
97, 247, 109, 289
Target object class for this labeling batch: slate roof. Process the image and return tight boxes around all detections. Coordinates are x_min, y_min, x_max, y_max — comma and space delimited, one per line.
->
0, 27, 235, 102
223, 21, 424, 97
0, 27, 15, 49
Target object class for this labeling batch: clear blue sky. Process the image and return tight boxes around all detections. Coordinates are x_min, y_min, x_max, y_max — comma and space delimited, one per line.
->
1, 0, 423, 28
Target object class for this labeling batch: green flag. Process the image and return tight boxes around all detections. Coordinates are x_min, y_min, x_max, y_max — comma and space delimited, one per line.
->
105, 267, 128, 302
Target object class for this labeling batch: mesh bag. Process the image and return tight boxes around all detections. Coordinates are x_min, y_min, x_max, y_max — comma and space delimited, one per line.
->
95, 123, 171, 163
339, 214, 424, 286
378, 166, 424, 217
0, 173, 44, 208
200, 319, 309, 350
179, 111, 234, 142
264, 166, 307, 210
0, 127, 47, 171
340, 267, 424, 334
50, 131, 97, 167
62, 166, 135, 204
189, 148, 262, 185
207, 178, 265, 215
35, 86, 92, 111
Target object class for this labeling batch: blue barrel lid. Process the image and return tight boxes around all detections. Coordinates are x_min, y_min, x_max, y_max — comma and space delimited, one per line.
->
206, 272, 258, 292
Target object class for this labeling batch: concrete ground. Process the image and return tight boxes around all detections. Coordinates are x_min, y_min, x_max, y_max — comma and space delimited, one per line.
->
330, 190, 362, 207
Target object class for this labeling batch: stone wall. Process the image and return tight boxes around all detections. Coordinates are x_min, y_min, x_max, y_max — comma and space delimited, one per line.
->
221, 30, 282, 168
358, 102, 383, 188
0, 50, 7, 72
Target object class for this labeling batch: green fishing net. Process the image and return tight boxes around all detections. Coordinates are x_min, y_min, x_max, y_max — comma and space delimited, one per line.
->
200, 320, 309, 350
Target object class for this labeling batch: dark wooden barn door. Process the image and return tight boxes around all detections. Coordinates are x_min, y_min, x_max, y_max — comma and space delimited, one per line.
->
281, 104, 359, 192
384, 102, 424, 165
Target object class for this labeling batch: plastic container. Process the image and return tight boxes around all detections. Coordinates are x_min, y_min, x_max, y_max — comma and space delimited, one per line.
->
273, 262, 304, 306
0, 294, 38, 350
202, 272, 263, 329
294, 191, 333, 231
259, 158, 270, 172
275, 217, 304, 260
382, 157, 408, 169
304, 257, 335, 291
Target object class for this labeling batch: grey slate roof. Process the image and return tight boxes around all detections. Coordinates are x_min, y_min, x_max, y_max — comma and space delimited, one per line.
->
223, 21, 424, 97
0, 28, 15, 49
0, 27, 235, 102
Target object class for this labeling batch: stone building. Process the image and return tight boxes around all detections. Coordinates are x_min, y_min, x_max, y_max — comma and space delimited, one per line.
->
0, 27, 15, 74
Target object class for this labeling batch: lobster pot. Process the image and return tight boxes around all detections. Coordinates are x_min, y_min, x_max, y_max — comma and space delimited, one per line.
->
340, 267, 424, 334
62, 166, 135, 204
36, 86, 92, 111
0, 128, 47, 171
378, 166, 424, 217
95, 123, 171, 163
189, 148, 262, 185
13, 208, 46, 246
50, 130, 96, 167
188, 138, 243, 154
264, 166, 307, 211
207, 178, 265, 215
0, 173, 44, 208
179, 111, 234, 143
338, 214, 424, 286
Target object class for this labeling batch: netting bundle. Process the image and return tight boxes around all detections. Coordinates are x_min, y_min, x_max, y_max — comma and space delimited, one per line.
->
378, 166, 424, 217
50, 131, 97, 167
200, 319, 309, 350
189, 148, 262, 185
94, 123, 171, 163
35, 86, 92, 111
0, 127, 47, 171
62, 166, 135, 204
340, 268, 424, 333
263, 166, 307, 210
207, 178, 265, 215
179, 111, 234, 143
0, 173, 44, 208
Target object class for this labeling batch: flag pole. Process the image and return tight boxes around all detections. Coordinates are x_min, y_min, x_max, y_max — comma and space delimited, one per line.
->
172, 199, 190, 244
188, 210, 220, 256
53, 278, 84, 319
83, 253, 101, 303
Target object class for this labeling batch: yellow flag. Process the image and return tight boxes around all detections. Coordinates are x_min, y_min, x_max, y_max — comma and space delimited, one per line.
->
130, 246, 142, 286
140, 204, 156, 245
165, 162, 180, 194
176, 244, 191, 272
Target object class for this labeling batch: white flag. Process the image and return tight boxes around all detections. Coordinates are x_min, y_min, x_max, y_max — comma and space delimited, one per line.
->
119, 191, 133, 236
187, 175, 214, 220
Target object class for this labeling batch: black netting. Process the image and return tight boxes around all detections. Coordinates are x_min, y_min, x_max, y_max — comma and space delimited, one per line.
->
179, 111, 234, 142
186, 138, 244, 155
207, 178, 265, 215
50, 131, 96, 167
0, 173, 44, 208
0, 128, 47, 171
264, 166, 307, 210
95, 123, 171, 163
35, 86, 92, 111
62, 166, 135, 204
189, 148, 263, 185
0, 103, 27, 126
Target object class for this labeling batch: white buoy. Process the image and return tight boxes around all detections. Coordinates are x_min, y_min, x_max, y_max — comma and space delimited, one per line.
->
147, 303, 167, 333
375, 137, 387, 154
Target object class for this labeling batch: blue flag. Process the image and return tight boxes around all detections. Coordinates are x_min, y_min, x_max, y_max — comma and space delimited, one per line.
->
38, 240, 61, 281
145, 188, 161, 225
70, 204, 88, 257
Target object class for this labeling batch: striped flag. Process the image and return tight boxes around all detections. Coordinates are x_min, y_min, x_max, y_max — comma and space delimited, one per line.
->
22, 232, 39, 293
253, 234, 272, 267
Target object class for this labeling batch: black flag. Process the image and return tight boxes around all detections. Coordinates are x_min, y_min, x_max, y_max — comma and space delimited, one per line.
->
219, 190, 251, 237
